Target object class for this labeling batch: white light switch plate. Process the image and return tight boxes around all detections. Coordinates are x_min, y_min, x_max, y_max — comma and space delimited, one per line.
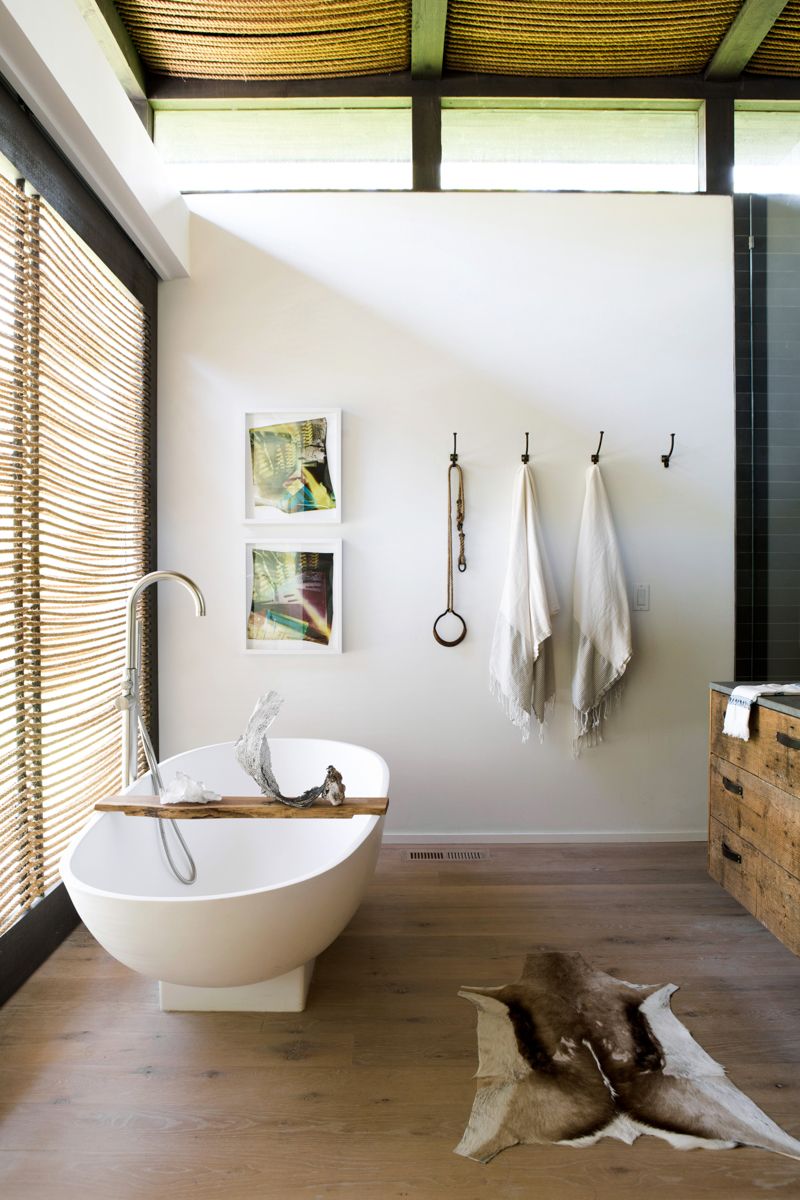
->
633, 583, 650, 612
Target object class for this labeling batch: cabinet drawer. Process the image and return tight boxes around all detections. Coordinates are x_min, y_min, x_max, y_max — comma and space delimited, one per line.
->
709, 755, 800, 879
708, 819, 759, 915
709, 818, 800, 955
710, 688, 800, 794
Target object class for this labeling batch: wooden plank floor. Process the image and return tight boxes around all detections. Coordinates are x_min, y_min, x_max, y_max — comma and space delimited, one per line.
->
2, 843, 800, 1200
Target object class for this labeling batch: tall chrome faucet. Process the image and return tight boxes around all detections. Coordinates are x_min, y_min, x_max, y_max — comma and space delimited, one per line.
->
117, 571, 206, 790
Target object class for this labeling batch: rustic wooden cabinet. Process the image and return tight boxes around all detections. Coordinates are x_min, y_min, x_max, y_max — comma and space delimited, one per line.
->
708, 684, 800, 955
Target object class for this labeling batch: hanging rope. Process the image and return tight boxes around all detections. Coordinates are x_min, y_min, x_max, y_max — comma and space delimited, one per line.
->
433, 445, 467, 647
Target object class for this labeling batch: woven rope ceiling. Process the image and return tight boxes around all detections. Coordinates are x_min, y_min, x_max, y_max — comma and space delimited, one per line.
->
445, 1, 743, 77
112, 0, 795, 79
112, 1, 411, 79
748, 0, 800, 74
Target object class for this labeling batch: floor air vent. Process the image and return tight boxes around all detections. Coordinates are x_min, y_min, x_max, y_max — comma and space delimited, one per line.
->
406, 849, 487, 862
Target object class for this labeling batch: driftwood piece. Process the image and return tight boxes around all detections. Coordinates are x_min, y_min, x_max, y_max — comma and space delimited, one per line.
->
94, 795, 389, 820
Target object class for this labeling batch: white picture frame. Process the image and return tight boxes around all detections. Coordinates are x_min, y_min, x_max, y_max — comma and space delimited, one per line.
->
244, 539, 342, 654
244, 409, 341, 524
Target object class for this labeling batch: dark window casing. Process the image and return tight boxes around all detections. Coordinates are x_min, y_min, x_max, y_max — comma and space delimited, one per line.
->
0, 76, 157, 1004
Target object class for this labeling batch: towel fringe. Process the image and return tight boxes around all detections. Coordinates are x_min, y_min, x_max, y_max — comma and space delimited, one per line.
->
489, 674, 557, 746
572, 679, 625, 757
489, 673, 532, 744
539, 693, 556, 745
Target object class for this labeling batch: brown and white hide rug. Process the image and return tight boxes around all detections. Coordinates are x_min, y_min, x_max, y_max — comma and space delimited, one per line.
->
456, 949, 800, 1165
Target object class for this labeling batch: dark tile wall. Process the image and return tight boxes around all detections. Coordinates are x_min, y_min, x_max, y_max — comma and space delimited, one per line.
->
735, 194, 800, 681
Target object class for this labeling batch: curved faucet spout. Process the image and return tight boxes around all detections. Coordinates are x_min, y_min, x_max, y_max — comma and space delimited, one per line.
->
121, 570, 206, 788
125, 570, 205, 672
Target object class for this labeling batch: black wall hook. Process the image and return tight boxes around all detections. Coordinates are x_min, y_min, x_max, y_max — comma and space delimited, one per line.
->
591, 431, 604, 463
450, 432, 458, 463
661, 433, 676, 468
521, 432, 530, 463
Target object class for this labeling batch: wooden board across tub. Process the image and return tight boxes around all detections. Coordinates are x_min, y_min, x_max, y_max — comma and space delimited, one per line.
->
94, 796, 389, 819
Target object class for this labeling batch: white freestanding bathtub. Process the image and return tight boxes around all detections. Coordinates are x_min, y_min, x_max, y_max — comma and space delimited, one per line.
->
60, 739, 388, 1012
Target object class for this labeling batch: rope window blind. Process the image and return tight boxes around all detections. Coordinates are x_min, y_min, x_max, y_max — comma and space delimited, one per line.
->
0, 171, 152, 937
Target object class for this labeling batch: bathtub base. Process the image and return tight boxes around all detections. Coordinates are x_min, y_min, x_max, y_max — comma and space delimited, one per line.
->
159, 959, 315, 1013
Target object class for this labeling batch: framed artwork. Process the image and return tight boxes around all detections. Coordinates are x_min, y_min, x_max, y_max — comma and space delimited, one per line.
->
245, 540, 342, 654
244, 410, 341, 523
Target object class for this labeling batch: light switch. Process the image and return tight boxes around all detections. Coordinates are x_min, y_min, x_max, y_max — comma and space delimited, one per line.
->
633, 583, 650, 612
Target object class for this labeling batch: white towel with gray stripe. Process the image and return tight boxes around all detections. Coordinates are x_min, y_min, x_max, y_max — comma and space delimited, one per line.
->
722, 683, 800, 741
572, 464, 631, 754
489, 463, 559, 742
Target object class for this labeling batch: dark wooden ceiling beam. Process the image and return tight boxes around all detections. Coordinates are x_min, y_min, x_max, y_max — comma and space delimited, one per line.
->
700, 97, 735, 193
410, 3, 448, 188
705, 0, 791, 80
412, 94, 441, 189
147, 70, 800, 104
411, 0, 449, 79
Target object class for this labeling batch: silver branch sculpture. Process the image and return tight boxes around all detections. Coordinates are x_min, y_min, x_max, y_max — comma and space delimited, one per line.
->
234, 690, 345, 808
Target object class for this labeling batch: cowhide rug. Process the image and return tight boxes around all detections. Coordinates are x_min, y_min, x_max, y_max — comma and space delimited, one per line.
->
456, 948, 800, 1164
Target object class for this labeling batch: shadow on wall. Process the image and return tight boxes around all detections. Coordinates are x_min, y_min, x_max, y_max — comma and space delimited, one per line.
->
157, 194, 735, 838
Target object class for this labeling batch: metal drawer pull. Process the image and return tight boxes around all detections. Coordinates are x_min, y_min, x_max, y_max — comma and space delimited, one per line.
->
776, 731, 800, 751
722, 775, 743, 797
721, 841, 742, 864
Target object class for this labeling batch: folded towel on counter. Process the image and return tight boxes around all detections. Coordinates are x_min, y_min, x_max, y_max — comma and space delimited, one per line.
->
722, 683, 800, 741
572, 464, 631, 755
490, 463, 559, 742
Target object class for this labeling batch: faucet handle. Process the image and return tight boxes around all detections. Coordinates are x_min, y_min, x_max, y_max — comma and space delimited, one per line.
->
112, 669, 137, 713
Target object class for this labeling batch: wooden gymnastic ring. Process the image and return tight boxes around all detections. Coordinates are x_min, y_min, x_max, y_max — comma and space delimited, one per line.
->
433, 609, 467, 647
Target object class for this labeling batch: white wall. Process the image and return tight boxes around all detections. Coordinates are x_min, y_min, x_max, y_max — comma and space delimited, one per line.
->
158, 193, 734, 840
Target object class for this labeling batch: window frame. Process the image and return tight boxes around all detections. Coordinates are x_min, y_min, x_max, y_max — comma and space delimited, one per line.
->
439, 97, 705, 195
0, 75, 157, 1004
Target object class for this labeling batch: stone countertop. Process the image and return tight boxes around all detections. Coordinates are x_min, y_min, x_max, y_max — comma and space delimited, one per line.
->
711, 682, 800, 719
